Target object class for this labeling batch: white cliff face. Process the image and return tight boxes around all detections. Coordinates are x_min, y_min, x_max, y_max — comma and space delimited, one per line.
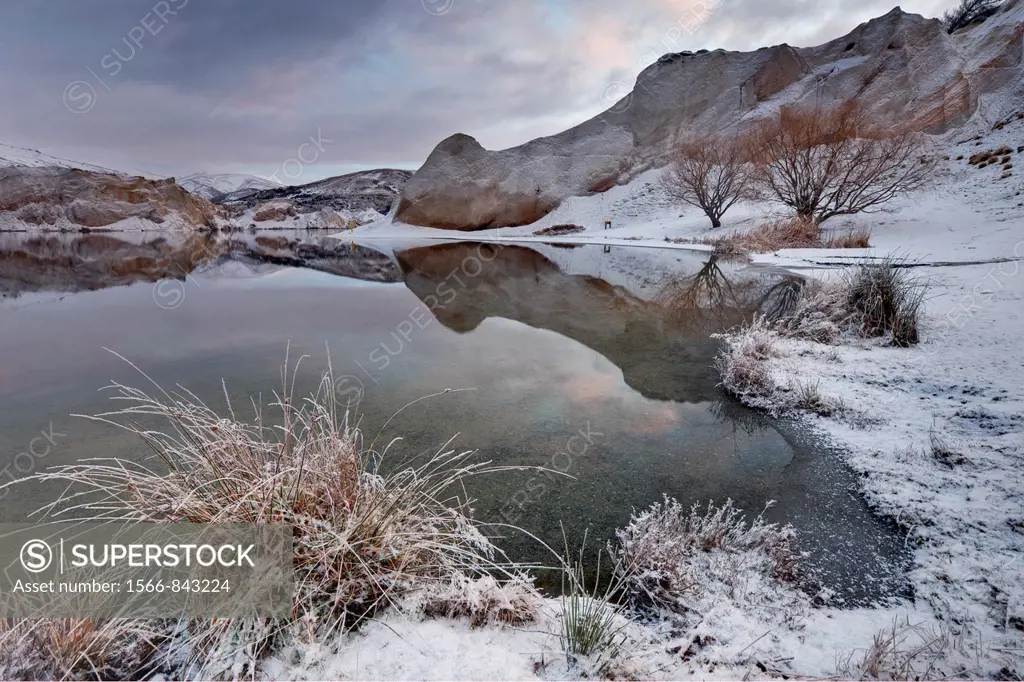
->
396, 3, 1024, 231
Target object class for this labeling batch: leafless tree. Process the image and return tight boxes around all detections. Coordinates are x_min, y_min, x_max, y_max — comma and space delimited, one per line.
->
943, 0, 999, 34
661, 136, 753, 228
747, 103, 934, 224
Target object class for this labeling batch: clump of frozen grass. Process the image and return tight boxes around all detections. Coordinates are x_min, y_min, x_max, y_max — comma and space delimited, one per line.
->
792, 379, 848, 417
0, 619, 163, 681
3, 352, 536, 679
837, 619, 957, 680
558, 531, 632, 674
612, 497, 798, 618
766, 257, 927, 347
844, 256, 926, 347
420, 573, 539, 627
713, 316, 783, 411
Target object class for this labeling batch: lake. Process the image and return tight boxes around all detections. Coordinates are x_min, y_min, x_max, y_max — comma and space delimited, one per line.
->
0, 231, 908, 605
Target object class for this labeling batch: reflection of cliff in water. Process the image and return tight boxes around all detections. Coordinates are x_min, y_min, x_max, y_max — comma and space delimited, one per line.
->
0, 232, 403, 298
395, 243, 802, 404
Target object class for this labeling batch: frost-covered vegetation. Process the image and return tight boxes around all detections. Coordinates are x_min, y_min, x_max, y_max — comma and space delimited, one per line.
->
0, 358, 541, 680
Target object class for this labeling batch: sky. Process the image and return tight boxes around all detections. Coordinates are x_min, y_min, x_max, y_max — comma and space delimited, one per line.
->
0, 0, 955, 183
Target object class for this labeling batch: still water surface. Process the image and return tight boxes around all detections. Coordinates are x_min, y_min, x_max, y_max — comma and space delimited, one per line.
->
0, 233, 907, 604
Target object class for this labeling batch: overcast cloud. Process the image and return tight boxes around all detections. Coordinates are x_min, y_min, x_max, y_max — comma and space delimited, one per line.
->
0, 0, 954, 182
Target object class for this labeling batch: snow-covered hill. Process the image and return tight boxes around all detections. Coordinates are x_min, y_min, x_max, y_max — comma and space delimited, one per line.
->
0, 142, 121, 175
178, 172, 281, 200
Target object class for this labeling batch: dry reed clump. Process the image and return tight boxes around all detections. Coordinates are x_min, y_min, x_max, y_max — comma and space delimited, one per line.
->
612, 497, 798, 617
703, 216, 871, 255
533, 223, 585, 236
706, 216, 820, 255
822, 226, 872, 248
557, 533, 632, 674
844, 257, 926, 347
1, 357, 538, 679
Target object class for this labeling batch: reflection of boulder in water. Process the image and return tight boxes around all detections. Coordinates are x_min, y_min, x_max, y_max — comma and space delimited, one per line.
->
0, 233, 221, 297
395, 242, 762, 403
0, 232, 404, 298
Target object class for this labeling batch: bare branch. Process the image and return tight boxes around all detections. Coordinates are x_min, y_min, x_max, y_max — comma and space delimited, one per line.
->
747, 103, 935, 224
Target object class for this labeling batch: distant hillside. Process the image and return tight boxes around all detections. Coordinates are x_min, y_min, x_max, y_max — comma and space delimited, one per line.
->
178, 173, 282, 200
216, 168, 413, 230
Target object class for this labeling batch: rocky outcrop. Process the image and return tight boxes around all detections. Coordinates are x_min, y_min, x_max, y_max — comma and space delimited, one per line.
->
252, 200, 295, 222
218, 167, 412, 230
740, 45, 810, 108
395, 128, 632, 230
397, 3, 1024, 230
0, 166, 219, 232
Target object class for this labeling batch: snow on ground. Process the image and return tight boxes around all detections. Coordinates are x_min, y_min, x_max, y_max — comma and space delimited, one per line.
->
310, 122, 1024, 679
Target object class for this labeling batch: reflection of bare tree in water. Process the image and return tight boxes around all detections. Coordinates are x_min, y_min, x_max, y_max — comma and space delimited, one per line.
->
657, 256, 767, 333
756, 277, 806, 322
658, 256, 808, 334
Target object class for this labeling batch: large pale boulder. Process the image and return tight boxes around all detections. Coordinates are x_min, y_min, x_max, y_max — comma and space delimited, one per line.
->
395, 127, 633, 231
397, 4, 1024, 231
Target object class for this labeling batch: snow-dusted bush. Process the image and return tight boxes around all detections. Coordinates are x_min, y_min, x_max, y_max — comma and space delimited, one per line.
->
713, 316, 784, 410
612, 497, 798, 618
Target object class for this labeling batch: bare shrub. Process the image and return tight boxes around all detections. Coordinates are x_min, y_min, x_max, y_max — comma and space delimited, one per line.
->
661, 136, 754, 228
2, 358, 535, 678
943, 0, 999, 33
748, 103, 934, 223
612, 497, 797, 616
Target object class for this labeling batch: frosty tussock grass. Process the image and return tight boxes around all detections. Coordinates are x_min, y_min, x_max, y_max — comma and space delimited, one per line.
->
0, 352, 541, 679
